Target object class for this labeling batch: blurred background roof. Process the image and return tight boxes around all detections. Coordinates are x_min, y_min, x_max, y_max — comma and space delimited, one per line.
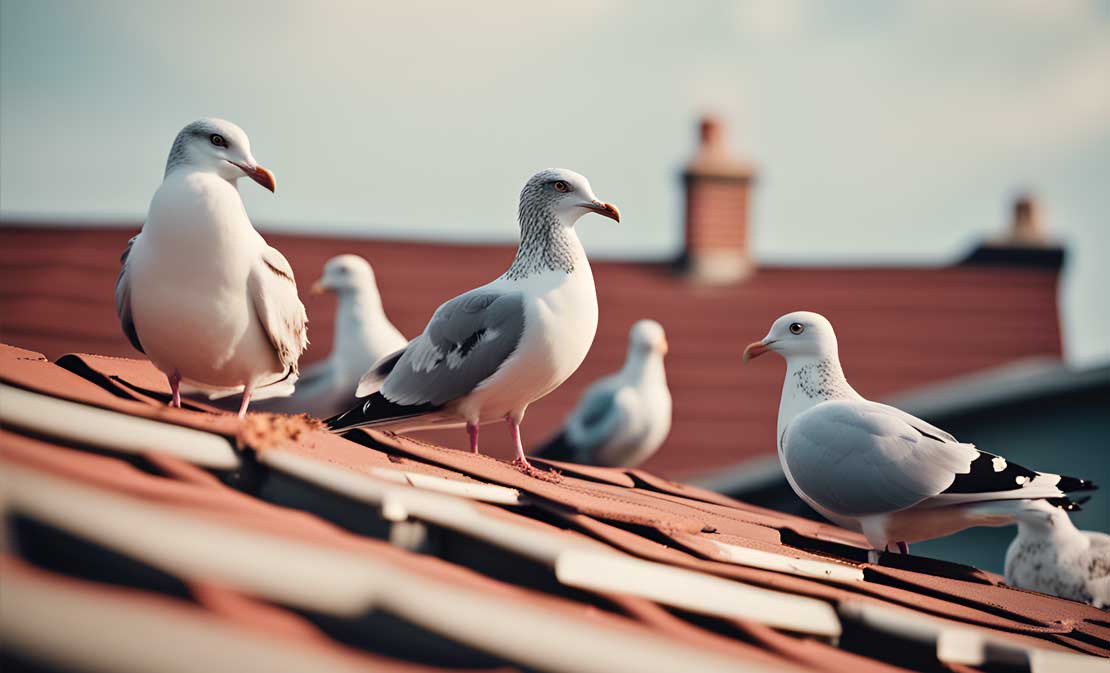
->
2, 0, 1109, 363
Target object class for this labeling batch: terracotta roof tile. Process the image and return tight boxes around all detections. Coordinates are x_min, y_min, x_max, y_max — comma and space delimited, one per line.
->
1, 343, 1106, 672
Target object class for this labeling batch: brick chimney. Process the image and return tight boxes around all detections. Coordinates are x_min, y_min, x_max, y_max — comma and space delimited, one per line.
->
678, 117, 756, 283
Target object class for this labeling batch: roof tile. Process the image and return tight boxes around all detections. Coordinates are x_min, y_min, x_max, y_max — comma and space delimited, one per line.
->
2, 348, 1104, 670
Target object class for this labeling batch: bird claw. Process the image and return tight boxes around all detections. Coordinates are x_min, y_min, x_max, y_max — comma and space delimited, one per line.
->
512, 457, 537, 473
511, 457, 563, 482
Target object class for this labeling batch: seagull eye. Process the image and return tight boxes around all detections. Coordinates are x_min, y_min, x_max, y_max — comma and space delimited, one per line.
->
210, 134, 227, 148
553, 180, 569, 193
789, 322, 805, 335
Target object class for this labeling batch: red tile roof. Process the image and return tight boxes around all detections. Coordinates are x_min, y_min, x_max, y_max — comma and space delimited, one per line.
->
0, 224, 1063, 479
1, 343, 1105, 673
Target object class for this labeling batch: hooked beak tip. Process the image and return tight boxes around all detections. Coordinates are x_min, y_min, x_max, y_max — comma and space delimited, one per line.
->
742, 340, 770, 363
588, 200, 621, 222
234, 161, 276, 193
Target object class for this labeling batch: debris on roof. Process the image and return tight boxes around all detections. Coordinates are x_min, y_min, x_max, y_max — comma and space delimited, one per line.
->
2, 343, 1107, 673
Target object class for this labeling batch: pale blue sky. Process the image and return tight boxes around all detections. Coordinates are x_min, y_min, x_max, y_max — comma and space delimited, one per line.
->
2, 1, 1108, 362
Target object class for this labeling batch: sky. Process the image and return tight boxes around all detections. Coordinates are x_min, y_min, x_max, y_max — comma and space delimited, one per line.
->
2, 0, 1108, 363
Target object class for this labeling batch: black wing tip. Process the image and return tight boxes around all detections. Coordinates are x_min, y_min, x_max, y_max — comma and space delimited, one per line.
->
1045, 496, 1085, 512
323, 409, 355, 433
323, 406, 363, 434
324, 393, 441, 434
1057, 476, 1098, 493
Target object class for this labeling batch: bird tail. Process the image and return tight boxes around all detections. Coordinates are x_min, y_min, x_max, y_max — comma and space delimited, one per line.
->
530, 431, 582, 463
324, 392, 440, 434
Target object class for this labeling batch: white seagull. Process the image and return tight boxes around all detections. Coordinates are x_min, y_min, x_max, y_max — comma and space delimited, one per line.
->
743, 311, 1096, 562
326, 169, 619, 472
532, 319, 672, 468
116, 118, 308, 418
1006, 500, 1109, 607
251, 255, 406, 418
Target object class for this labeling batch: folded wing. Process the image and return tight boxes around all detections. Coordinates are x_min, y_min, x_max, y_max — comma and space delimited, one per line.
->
115, 235, 144, 353
783, 399, 979, 517
380, 289, 526, 406
248, 246, 309, 382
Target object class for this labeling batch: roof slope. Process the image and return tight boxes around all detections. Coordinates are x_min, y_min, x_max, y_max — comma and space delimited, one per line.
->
0, 224, 1063, 478
1, 343, 1106, 673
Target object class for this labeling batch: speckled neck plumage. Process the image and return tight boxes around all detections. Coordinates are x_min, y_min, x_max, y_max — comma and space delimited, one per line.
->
503, 202, 578, 281
791, 358, 855, 401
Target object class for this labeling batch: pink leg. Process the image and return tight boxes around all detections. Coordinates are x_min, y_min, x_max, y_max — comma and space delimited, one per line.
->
507, 417, 534, 471
466, 422, 480, 454
168, 371, 182, 408
237, 384, 254, 420
896, 541, 909, 555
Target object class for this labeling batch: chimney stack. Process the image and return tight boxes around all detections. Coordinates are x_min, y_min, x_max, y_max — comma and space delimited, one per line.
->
962, 192, 1063, 269
679, 116, 756, 283
1005, 193, 1048, 246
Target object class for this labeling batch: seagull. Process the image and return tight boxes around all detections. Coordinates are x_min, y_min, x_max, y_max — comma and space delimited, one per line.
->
531, 319, 672, 467
251, 255, 406, 418
326, 168, 619, 472
116, 118, 308, 418
1005, 499, 1109, 607
743, 311, 1096, 563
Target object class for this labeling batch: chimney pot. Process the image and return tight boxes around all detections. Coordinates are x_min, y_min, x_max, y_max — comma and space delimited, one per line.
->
1011, 193, 1045, 244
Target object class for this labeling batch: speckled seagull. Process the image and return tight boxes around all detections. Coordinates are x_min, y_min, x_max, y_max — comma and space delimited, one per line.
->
743, 311, 1096, 563
1006, 499, 1109, 607
116, 118, 307, 418
326, 169, 619, 472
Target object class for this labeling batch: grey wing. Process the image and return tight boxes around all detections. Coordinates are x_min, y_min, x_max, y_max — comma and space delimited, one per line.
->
381, 289, 525, 406
868, 401, 957, 442
249, 246, 309, 375
115, 235, 143, 353
565, 383, 626, 452
783, 399, 979, 517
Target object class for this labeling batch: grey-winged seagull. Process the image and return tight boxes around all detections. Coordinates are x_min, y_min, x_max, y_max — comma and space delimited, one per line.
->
743, 311, 1096, 563
326, 168, 619, 472
532, 319, 671, 467
252, 254, 407, 418
1006, 500, 1109, 607
116, 118, 308, 418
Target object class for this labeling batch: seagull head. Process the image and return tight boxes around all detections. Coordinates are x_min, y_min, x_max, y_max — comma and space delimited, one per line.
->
312, 254, 377, 296
629, 319, 669, 357
165, 118, 275, 192
520, 168, 620, 226
743, 311, 837, 363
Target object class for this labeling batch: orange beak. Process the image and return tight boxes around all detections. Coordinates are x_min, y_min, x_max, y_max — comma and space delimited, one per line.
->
742, 340, 771, 363
586, 200, 621, 222
234, 162, 276, 193
660, 337, 670, 356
